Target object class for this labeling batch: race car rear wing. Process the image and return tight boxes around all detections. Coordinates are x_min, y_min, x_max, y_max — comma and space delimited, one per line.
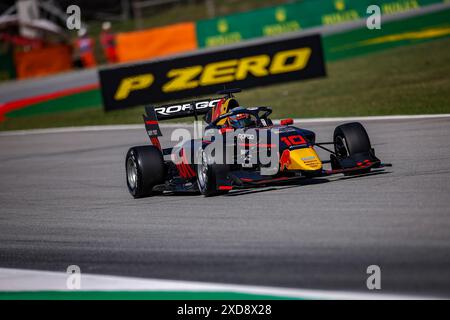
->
148, 99, 221, 121
143, 99, 221, 151
143, 89, 241, 149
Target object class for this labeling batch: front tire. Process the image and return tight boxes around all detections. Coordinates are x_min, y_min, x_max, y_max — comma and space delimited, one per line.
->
334, 122, 371, 158
333, 122, 373, 174
126, 146, 166, 198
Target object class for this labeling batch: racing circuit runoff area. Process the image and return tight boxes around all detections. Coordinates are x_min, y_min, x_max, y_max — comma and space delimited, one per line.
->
0, 115, 450, 298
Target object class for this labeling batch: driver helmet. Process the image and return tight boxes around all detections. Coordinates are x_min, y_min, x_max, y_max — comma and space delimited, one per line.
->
228, 107, 253, 129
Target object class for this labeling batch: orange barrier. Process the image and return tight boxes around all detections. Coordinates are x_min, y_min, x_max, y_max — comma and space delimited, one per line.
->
116, 22, 197, 63
14, 45, 73, 79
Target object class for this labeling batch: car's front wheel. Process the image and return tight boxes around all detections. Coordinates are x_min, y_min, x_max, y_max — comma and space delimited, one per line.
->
333, 122, 374, 174
334, 122, 371, 158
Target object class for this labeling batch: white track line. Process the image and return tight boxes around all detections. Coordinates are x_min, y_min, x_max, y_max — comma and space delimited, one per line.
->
0, 267, 435, 300
1, 114, 450, 137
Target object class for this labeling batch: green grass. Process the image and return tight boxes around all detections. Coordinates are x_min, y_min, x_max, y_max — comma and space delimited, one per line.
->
1, 37, 449, 131
323, 8, 450, 61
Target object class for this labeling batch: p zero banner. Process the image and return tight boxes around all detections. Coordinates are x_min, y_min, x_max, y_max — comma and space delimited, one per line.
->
99, 34, 326, 111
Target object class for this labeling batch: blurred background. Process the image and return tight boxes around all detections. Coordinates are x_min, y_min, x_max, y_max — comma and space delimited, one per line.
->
0, 0, 292, 78
0, 0, 449, 130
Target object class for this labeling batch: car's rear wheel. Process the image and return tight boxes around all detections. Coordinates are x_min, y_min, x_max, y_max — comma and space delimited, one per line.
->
126, 146, 166, 198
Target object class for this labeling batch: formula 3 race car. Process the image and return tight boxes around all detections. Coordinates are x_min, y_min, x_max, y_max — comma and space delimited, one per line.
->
125, 89, 391, 198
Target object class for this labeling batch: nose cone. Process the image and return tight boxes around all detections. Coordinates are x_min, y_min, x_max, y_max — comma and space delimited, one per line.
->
284, 147, 322, 171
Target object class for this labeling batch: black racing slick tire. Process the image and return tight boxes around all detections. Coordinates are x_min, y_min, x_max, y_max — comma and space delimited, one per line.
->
126, 146, 166, 198
333, 122, 373, 175
333, 122, 371, 158
196, 150, 230, 197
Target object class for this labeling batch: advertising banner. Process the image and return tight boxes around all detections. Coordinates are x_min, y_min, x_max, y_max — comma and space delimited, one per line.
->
116, 22, 197, 63
196, 0, 444, 48
99, 34, 326, 111
14, 45, 72, 79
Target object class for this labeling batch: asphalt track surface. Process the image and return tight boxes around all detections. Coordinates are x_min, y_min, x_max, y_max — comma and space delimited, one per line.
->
0, 118, 450, 297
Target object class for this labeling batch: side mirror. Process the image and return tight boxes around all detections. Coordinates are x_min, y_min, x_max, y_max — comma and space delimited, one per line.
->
280, 118, 293, 126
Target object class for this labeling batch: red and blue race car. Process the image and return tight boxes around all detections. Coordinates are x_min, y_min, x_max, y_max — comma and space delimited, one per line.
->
125, 89, 390, 198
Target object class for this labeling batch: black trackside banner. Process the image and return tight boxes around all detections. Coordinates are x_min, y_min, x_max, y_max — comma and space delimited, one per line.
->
99, 34, 326, 111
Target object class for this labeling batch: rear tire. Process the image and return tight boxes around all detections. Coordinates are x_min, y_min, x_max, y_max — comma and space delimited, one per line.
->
126, 146, 166, 198
196, 150, 229, 197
